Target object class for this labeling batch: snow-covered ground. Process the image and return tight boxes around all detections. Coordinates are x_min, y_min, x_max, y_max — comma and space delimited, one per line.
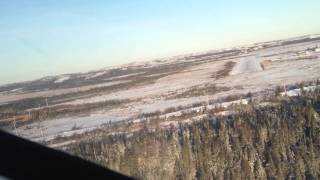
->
17, 109, 134, 141
63, 60, 226, 105
0, 80, 130, 103
16, 97, 249, 142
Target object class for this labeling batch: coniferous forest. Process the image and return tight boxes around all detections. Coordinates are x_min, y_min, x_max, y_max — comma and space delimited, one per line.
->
67, 89, 320, 180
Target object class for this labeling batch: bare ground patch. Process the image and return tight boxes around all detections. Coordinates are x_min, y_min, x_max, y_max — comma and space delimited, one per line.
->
260, 60, 272, 70
211, 61, 236, 79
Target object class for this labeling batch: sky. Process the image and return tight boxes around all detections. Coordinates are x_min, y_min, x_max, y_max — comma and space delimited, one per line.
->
0, 0, 320, 84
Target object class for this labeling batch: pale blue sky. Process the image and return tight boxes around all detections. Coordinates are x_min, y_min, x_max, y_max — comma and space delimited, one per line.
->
0, 0, 319, 84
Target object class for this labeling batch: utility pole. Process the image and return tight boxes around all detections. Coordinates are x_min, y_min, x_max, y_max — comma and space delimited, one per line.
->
283, 82, 287, 94
206, 88, 209, 106
38, 114, 45, 139
45, 97, 49, 107
12, 115, 18, 135
40, 126, 44, 139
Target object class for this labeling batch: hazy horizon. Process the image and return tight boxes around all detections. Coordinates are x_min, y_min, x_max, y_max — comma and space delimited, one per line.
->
1, 0, 320, 84
0, 32, 319, 86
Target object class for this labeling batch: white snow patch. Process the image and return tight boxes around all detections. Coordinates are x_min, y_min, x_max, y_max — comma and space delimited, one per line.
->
84, 71, 106, 80
54, 76, 70, 83
281, 85, 319, 97
10, 88, 23, 92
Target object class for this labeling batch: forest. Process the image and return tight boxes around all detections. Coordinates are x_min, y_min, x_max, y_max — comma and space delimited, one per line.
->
67, 88, 320, 179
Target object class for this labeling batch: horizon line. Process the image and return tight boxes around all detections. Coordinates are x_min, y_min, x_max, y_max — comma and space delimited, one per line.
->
1, 32, 319, 87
